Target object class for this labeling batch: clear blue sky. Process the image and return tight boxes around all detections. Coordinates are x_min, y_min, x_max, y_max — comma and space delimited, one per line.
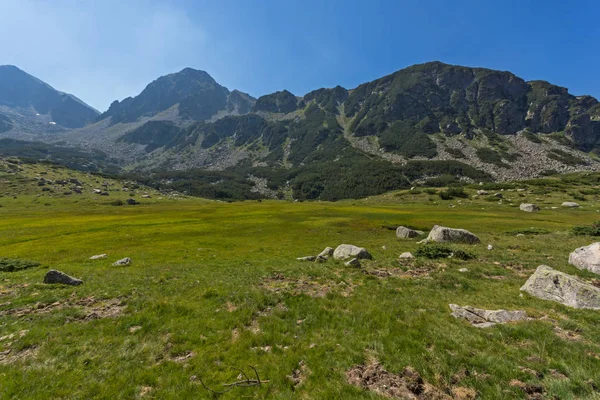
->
1, 0, 598, 111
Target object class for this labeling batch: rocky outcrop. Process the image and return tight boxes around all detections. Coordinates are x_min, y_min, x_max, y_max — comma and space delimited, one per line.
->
449, 304, 527, 328
520, 265, 600, 309
333, 244, 372, 260
43, 270, 83, 286
421, 225, 480, 244
569, 243, 600, 275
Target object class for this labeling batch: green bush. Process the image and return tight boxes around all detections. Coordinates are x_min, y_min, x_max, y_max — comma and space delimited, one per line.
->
506, 227, 550, 235
572, 221, 600, 236
439, 186, 468, 200
414, 243, 453, 258
0, 258, 40, 272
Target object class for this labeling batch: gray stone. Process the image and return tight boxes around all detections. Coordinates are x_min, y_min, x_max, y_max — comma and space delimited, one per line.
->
569, 242, 600, 275
520, 203, 540, 212
90, 254, 107, 260
399, 252, 414, 259
477, 190, 488, 195
317, 247, 334, 259
449, 304, 527, 327
562, 202, 580, 208
333, 244, 372, 260
344, 258, 361, 267
126, 198, 139, 205
420, 225, 480, 244
458, 268, 469, 273
296, 256, 316, 262
487, 244, 493, 251
395, 226, 421, 239
494, 193, 503, 199
43, 270, 83, 286
113, 257, 132, 266
520, 265, 600, 309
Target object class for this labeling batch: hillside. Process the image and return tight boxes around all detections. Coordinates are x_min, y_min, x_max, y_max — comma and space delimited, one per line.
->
3, 158, 600, 398
0, 66, 99, 136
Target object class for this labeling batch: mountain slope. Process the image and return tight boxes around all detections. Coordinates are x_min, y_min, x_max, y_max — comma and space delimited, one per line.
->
0, 65, 99, 131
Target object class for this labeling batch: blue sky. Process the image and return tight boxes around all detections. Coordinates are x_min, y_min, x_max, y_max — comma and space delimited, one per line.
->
1, 0, 598, 111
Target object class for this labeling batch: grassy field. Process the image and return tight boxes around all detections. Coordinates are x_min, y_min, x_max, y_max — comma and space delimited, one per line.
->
2, 160, 600, 398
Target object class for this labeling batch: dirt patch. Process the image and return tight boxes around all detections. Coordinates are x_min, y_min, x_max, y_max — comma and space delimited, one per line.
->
261, 273, 356, 298
225, 301, 237, 312
139, 386, 152, 397
346, 358, 451, 399
287, 360, 310, 387
451, 387, 477, 400
0, 346, 38, 365
553, 326, 583, 341
0, 295, 125, 320
170, 351, 195, 363
509, 379, 545, 399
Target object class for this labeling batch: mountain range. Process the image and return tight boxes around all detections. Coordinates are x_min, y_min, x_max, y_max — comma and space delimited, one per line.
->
1, 62, 600, 200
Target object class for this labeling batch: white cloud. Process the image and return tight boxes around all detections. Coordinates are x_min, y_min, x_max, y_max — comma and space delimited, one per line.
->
0, 0, 208, 111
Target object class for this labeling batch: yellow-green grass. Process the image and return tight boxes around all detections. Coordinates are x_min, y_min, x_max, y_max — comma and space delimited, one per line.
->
2, 164, 600, 398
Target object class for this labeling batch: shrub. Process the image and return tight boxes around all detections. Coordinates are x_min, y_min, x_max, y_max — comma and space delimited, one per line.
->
0, 258, 40, 272
110, 200, 124, 206
453, 249, 476, 261
414, 243, 453, 259
506, 227, 550, 235
572, 221, 600, 236
439, 186, 468, 200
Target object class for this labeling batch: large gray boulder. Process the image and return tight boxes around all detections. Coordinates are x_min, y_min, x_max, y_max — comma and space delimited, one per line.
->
317, 247, 334, 259
43, 270, 83, 286
569, 243, 600, 275
395, 226, 421, 239
520, 203, 540, 212
333, 244, 372, 260
449, 304, 527, 328
421, 225, 480, 244
520, 265, 600, 309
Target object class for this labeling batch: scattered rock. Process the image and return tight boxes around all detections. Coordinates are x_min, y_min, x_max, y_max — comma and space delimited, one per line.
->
569, 242, 600, 275
487, 244, 493, 250
459, 268, 469, 273
520, 265, 600, 309
113, 257, 131, 266
89, 254, 107, 260
421, 225, 480, 244
129, 326, 142, 333
477, 190, 488, 195
333, 244, 372, 260
43, 270, 83, 286
449, 304, 527, 328
520, 203, 540, 212
345, 258, 361, 267
562, 202, 580, 208
399, 252, 414, 259
396, 226, 421, 239
317, 247, 334, 259
296, 256, 316, 262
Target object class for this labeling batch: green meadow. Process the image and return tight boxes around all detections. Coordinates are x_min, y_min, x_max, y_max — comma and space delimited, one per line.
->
2, 161, 600, 398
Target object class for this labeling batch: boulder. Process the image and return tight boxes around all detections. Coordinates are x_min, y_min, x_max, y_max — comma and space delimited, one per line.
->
477, 190, 488, 195
43, 270, 83, 286
569, 242, 600, 275
520, 265, 600, 309
126, 198, 139, 205
449, 304, 527, 328
333, 244, 372, 260
90, 254, 107, 260
317, 247, 334, 259
494, 193, 503, 199
296, 256, 316, 262
562, 202, 580, 208
399, 252, 414, 259
520, 203, 540, 212
421, 225, 480, 244
395, 226, 421, 239
113, 257, 132, 266
344, 258, 361, 267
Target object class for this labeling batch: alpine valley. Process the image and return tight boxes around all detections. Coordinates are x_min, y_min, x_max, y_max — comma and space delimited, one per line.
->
2, 61, 600, 201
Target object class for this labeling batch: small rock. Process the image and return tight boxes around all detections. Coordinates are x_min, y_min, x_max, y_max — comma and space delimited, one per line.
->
487, 244, 493, 250
459, 268, 469, 272
317, 247, 334, 259
520, 203, 540, 212
477, 190, 488, 195
399, 252, 414, 259
381, 245, 387, 250
494, 193, 503, 199
396, 226, 421, 239
449, 304, 527, 327
562, 202, 580, 208
89, 254, 107, 260
296, 256, 316, 262
333, 244, 372, 260
113, 257, 132, 266
126, 198, 139, 205
141, 195, 152, 199
344, 258, 361, 267
43, 270, 83, 286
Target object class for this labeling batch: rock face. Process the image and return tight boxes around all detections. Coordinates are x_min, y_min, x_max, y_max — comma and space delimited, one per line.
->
395, 226, 421, 239
333, 244, 372, 260
43, 270, 83, 286
520, 265, 600, 309
569, 242, 600, 275
562, 202, 580, 208
449, 304, 527, 328
113, 257, 132, 266
90, 254, 107, 260
520, 203, 540, 212
422, 225, 480, 244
